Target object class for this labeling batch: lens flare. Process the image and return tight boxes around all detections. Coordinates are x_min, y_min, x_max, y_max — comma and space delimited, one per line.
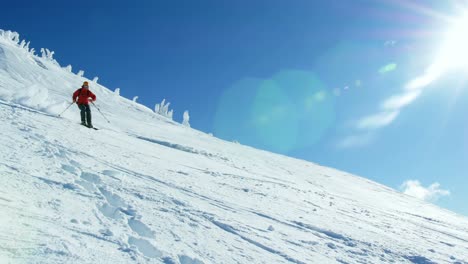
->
379, 63, 397, 74
214, 70, 335, 153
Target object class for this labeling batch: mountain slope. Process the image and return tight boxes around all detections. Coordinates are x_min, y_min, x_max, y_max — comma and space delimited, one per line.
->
1, 30, 467, 264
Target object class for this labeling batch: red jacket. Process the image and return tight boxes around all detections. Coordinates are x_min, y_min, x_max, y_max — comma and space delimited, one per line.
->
73, 88, 96, 105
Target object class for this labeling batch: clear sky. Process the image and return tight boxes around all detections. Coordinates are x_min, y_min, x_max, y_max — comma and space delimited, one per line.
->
2, 0, 467, 216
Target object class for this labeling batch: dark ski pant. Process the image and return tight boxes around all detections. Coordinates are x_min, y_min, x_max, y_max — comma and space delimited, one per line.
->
77, 104, 92, 126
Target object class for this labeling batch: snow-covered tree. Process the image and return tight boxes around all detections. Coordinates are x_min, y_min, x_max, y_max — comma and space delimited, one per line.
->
154, 99, 165, 113
63, 65, 72, 72
3, 31, 20, 44
114, 88, 120, 95
29, 48, 36, 56
1, 30, 11, 41
19, 40, 26, 49
47, 49, 54, 60
162, 101, 170, 114
11, 32, 20, 44
77, 70, 84, 77
133, 96, 138, 103
154, 99, 174, 119
40, 48, 55, 60
182, 110, 190, 127
92, 77, 99, 83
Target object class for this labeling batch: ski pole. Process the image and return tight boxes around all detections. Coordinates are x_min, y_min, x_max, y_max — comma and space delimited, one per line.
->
58, 102, 74, 117
91, 101, 111, 123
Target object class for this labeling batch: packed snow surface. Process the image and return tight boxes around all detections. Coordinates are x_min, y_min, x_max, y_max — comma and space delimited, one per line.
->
1, 30, 468, 264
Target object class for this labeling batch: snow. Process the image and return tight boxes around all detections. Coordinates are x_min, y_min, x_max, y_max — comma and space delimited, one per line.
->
1, 30, 468, 264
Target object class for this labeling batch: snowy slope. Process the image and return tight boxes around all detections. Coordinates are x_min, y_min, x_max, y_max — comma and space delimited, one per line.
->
1, 30, 468, 264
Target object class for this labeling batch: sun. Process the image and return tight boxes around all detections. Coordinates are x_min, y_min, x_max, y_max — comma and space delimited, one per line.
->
435, 10, 468, 72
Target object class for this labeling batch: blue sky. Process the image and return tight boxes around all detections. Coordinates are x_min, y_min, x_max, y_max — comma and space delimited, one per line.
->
2, 0, 468, 216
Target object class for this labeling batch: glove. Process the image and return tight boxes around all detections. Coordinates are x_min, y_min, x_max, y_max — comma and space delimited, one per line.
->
72, 99, 76, 103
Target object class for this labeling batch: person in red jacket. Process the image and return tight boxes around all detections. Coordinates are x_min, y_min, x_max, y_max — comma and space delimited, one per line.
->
72, 81, 96, 128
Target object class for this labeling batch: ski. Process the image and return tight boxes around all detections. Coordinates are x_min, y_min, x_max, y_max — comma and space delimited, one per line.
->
80, 124, 99, 130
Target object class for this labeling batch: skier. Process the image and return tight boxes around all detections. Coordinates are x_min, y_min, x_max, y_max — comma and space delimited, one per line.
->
72, 81, 96, 128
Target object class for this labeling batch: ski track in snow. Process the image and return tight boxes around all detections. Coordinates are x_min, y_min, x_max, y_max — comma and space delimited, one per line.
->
1, 31, 468, 264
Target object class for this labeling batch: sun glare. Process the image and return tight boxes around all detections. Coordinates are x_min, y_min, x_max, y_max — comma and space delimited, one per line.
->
436, 11, 468, 71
